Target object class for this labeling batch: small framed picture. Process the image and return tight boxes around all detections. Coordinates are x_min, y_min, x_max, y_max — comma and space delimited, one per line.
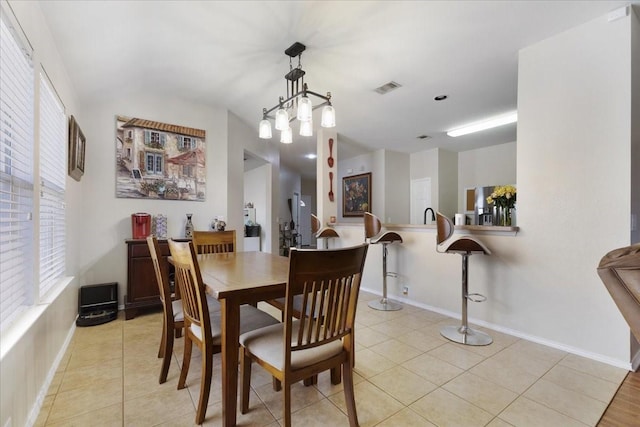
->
68, 115, 85, 181
342, 172, 371, 217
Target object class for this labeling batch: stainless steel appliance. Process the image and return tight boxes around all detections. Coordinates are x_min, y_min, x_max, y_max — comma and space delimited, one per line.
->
474, 186, 496, 226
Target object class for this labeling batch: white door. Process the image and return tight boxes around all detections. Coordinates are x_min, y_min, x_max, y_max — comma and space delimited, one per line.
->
410, 178, 432, 224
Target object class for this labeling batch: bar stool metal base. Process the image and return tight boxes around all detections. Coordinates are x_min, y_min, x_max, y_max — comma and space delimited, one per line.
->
368, 298, 402, 311
368, 242, 403, 311
440, 325, 493, 346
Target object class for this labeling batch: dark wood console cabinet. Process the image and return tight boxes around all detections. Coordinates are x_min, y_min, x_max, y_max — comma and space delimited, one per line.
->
125, 239, 188, 320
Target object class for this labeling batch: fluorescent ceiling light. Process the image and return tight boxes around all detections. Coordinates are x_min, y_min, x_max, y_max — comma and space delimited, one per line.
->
447, 112, 517, 137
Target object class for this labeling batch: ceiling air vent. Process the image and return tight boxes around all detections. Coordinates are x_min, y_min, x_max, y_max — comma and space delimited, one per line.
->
374, 81, 402, 95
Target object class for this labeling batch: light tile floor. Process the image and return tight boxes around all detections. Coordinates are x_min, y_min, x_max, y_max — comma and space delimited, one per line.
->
35, 291, 628, 426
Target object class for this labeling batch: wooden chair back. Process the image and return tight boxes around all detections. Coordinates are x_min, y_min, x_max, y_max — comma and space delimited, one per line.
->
168, 239, 212, 344
283, 244, 369, 365
148, 235, 183, 384
147, 235, 172, 307
192, 230, 236, 254
364, 212, 382, 240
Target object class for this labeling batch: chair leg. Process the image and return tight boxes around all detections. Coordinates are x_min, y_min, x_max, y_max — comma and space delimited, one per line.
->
240, 349, 252, 414
272, 377, 282, 391
330, 366, 342, 385
303, 375, 318, 386
283, 380, 292, 427
174, 326, 182, 338
195, 345, 213, 425
159, 328, 173, 384
178, 336, 192, 389
158, 320, 166, 358
342, 361, 359, 427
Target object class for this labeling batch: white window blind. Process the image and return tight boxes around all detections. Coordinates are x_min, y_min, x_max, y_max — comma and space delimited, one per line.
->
0, 13, 35, 327
39, 73, 65, 298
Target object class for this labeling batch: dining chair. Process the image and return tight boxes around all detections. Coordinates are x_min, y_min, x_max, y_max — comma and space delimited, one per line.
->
148, 236, 224, 384
168, 239, 279, 425
147, 236, 184, 384
239, 243, 369, 427
192, 230, 236, 254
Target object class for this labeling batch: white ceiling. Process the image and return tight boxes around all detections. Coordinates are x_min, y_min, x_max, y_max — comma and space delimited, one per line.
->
38, 0, 632, 179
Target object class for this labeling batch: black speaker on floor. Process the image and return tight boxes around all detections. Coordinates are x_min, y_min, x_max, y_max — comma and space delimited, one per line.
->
76, 282, 118, 326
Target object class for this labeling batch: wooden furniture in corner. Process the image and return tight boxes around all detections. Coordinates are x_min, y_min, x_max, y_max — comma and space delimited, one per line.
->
125, 238, 188, 320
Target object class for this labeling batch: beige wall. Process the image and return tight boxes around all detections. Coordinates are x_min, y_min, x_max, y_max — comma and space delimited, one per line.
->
515, 7, 632, 360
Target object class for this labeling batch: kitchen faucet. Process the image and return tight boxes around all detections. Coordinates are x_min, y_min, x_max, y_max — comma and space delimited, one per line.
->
424, 207, 435, 224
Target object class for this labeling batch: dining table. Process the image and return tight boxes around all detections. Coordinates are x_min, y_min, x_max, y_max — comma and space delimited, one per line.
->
196, 251, 289, 427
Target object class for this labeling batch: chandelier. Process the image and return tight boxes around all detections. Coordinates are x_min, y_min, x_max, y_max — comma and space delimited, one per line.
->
259, 42, 336, 144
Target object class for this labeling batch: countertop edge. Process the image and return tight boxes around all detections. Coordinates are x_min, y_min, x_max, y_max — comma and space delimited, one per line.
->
328, 222, 519, 235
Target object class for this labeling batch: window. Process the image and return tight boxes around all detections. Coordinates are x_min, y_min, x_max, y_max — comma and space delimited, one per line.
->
0, 12, 35, 327
144, 129, 166, 148
146, 152, 163, 175
39, 72, 66, 298
179, 135, 195, 150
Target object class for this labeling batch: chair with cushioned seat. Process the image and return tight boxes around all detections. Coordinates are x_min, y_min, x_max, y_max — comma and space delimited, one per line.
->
148, 236, 226, 384
436, 212, 492, 346
364, 212, 404, 311
238, 244, 369, 427
147, 236, 184, 384
311, 213, 339, 249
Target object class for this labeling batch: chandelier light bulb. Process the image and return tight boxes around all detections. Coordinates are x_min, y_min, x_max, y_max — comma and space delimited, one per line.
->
321, 105, 336, 128
297, 96, 313, 121
258, 119, 272, 139
280, 127, 293, 144
300, 118, 313, 137
275, 108, 289, 131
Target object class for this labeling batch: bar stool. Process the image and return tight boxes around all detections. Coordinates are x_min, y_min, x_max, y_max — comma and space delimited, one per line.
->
436, 212, 492, 345
364, 212, 403, 311
311, 214, 339, 249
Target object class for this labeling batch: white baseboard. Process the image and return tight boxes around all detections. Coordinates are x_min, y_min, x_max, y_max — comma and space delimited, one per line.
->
26, 322, 76, 427
360, 286, 632, 371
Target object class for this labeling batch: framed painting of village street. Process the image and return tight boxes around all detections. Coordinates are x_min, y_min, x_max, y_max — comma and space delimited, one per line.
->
115, 115, 206, 201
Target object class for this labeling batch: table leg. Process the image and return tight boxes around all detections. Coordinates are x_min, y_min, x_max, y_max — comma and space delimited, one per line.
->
221, 299, 240, 427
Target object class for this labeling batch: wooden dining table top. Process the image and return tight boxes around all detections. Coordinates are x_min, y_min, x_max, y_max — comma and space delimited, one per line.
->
196, 251, 290, 300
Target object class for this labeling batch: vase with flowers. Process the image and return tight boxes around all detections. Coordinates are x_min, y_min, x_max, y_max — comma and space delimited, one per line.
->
486, 185, 516, 226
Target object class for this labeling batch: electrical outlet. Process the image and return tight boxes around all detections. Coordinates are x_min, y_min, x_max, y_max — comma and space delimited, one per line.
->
402, 286, 409, 295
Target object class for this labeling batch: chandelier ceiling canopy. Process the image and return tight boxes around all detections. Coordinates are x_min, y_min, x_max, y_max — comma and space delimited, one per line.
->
259, 42, 335, 143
